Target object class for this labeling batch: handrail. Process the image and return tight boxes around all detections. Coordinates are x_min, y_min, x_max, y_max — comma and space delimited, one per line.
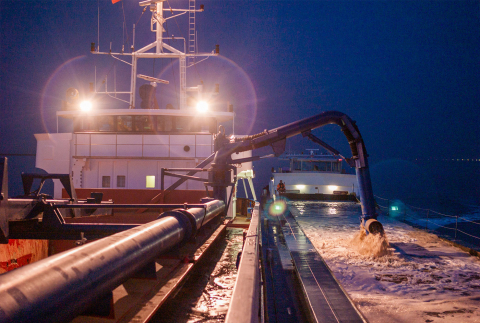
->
225, 205, 261, 323
374, 195, 480, 249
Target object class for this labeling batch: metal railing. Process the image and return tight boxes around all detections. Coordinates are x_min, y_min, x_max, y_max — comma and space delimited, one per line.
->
375, 195, 480, 251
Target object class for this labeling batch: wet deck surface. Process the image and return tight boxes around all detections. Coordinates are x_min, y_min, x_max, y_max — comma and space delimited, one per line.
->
282, 212, 365, 323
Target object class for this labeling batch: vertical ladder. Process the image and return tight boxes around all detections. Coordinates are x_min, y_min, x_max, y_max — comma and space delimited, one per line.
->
179, 56, 187, 109
188, 0, 196, 66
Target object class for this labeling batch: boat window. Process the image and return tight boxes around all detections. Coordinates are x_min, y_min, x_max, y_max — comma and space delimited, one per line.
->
305, 161, 332, 172
146, 175, 155, 188
201, 117, 217, 133
102, 176, 111, 188
117, 175, 126, 188
134, 116, 154, 132
325, 162, 332, 172
74, 116, 97, 132
157, 116, 173, 132
98, 116, 115, 132
117, 116, 133, 132
293, 160, 301, 171
175, 117, 192, 132
332, 162, 340, 172
155, 116, 216, 133
302, 161, 314, 171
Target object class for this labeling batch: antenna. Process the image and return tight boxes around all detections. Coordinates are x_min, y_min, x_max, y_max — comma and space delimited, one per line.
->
97, 0, 100, 52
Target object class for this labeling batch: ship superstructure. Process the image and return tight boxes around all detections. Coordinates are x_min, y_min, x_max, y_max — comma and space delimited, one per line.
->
34, 0, 251, 206
270, 149, 359, 201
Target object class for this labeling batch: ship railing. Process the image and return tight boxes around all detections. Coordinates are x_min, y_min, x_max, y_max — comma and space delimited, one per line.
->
375, 195, 480, 252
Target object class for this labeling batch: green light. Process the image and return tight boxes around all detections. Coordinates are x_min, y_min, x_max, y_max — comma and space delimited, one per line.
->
391, 206, 398, 211
269, 200, 287, 216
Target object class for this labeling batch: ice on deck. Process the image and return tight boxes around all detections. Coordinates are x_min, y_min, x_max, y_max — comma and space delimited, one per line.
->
290, 201, 480, 323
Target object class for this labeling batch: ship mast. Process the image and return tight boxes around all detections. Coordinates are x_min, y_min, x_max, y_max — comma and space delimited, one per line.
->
94, 0, 216, 110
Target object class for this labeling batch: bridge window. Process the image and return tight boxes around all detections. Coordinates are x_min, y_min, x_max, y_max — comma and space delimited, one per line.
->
293, 160, 301, 171
74, 116, 97, 132
73, 115, 217, 134
134, 116, 154, 132
157, 116, 174, 132
117, 116, 133, 131
98, 116, 115, 132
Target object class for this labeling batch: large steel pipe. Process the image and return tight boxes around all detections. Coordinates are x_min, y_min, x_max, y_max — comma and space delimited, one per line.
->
0, 200, 225, 323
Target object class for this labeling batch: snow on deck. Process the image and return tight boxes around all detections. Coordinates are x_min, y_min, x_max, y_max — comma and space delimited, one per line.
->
289, 201, 480, 323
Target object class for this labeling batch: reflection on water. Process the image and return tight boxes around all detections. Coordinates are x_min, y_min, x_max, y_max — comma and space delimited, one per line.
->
152, 228, 243, 323
290, 201, 391, 259
290, 201, 362, 222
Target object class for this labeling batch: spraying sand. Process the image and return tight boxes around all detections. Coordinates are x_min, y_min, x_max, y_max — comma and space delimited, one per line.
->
291, 201, 480, 323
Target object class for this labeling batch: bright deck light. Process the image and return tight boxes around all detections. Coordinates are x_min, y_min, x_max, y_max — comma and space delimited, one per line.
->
296, 185, 305, 189
196, 101, 209, 112
79, 101, 92, 112
327, 185, 338, 191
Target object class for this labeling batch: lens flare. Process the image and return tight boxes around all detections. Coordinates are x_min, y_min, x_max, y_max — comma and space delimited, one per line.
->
269, 200, 287, 217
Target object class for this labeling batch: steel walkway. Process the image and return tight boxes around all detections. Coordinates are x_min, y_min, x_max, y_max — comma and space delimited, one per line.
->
262, 203, 365, 323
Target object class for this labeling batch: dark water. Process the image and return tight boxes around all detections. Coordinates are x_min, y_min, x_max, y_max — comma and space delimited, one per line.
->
377, 199, 480, 252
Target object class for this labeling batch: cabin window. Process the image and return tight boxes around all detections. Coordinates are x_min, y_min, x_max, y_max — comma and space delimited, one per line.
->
302, 161, 314, 171
98, 116, 115, 132
134, 116, 154, 132
117, 175, 126, 188
74, 116, 97, 132
175, 117, 199, 132
146, 175, 155, 188
117, 116, 133, 132
325, 162, 332, 172
157, 116, 174, 132
199, 117, 216, 133
102, 176, 111, 188
332, 162, 340, 172
293, 160, 301, 171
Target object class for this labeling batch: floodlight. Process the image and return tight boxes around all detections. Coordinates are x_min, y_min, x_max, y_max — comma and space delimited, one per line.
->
79, 101, 92, 112
196, 101, 209, 113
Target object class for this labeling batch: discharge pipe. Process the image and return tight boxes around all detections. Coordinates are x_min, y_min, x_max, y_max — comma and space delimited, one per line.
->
0, 200, 225, 323
213, 111, 383, 234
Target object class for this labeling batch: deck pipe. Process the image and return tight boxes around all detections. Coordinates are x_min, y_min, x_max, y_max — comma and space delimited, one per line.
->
213, 111, 383, 234
0, 199, 225, 323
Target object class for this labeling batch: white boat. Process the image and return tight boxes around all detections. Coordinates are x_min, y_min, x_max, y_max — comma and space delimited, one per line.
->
33, 0, 251, 215
270, 149, 359, 201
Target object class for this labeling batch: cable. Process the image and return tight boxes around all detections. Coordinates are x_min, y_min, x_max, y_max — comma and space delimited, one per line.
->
121, 1, 131, 49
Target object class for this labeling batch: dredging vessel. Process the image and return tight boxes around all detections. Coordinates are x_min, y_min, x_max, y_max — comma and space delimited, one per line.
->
0, 1, 384, 322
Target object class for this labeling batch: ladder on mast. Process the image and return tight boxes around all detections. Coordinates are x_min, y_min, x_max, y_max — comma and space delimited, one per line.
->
188, 0, 196, 66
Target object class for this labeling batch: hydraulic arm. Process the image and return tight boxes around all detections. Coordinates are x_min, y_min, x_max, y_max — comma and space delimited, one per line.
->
210, 110, 383, 234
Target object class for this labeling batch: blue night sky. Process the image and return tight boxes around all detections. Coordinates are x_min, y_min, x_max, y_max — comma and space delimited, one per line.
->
1, 0, 479, 206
